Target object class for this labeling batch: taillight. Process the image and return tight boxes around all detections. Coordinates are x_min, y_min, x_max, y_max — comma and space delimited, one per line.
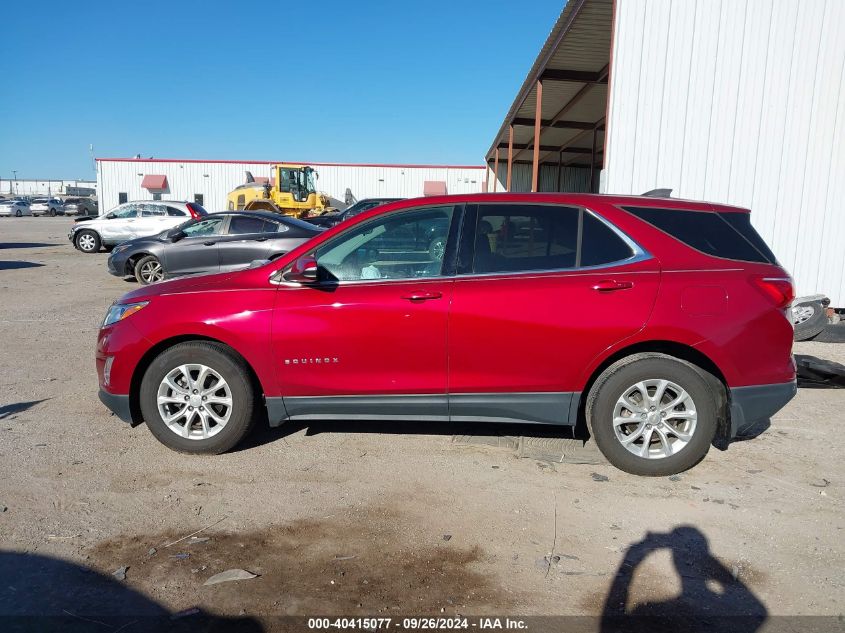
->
751, 276, 794, 308
186, 203, 204, 219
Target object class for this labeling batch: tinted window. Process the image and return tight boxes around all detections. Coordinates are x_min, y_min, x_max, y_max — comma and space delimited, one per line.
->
314, 206, 455, 281
166, 206, 187, 217
580, 212, 634, 266
228, 215, 267, 235
262, 221, 287, 233
473, 204, 579, 273
118, 192, 128, 204
623, 206, 773, 263
719, 212, 778, 264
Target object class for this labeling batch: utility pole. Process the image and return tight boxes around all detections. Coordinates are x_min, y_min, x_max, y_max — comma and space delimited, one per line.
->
12, 170, 17, 195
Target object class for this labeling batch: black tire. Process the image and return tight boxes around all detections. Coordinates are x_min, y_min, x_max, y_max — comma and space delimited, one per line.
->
792, 300, 827, 341
49, 208, 56, 217
134, 255, 164, 285
75, 229, 101, 253
15, 210, 22, 217
586, 353, 718, 476
139, 342, 257, 454
812, 323, 845, 344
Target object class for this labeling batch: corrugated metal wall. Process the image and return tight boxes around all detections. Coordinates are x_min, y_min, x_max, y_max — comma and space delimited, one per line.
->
603, 0, 845, 305
97, 160, 486, 213
486, 164, 594, 193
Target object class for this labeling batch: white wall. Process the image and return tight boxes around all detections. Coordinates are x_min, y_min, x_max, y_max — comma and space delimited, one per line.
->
1, 179, 96, 196
97, 160, 486, 213
603, 0, 845, 306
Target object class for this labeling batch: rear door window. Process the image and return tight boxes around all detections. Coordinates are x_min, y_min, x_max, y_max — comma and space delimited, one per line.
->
468, 204, 634, 274
228, 215, 267, 235
622, 206, 775, 263
166, 206, 187, 217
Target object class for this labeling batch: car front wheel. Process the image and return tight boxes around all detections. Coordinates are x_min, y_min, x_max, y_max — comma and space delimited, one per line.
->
139, 342, 257, 454
134, 255, 164, 285
75, 230, 101, 253
586, 353, 718, 476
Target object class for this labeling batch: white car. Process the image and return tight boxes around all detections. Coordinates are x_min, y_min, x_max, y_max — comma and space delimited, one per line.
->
0, 200, 32, 217
30, 197, 64, 217
68, 201, 209, 253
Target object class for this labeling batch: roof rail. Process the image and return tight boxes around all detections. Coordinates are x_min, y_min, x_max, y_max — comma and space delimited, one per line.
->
641, 188, 672, 197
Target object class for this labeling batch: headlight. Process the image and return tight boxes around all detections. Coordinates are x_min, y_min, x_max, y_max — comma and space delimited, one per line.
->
102, 301, 148, 328
111, 244, 130, 254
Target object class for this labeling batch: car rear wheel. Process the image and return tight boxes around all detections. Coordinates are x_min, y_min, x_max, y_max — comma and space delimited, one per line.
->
429, 237, 446, 261
75, 230, 100, 253
586, 353, 718, 476
135, 255, 164, 285
139, 342, 256, 454
49, 208, 56, 217
15, 210, 22, 217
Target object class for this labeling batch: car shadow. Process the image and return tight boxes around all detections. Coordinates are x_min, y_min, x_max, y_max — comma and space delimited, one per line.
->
0, 550, 264, 631
0, 399, 48, 421
600, 526, 767, 633
0, 261, 45, 270
235, 416, 587, 453
0, 242, 57, 249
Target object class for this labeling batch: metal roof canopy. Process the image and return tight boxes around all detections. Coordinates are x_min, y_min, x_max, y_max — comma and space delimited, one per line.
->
486, 0, 613, 192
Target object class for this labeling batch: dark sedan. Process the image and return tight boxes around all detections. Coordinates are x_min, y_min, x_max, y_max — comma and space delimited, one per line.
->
305, 198, 402, 228
107, 211, 323, 284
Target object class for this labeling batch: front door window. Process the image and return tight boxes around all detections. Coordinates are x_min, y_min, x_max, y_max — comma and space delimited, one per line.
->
313, 206, 454, 282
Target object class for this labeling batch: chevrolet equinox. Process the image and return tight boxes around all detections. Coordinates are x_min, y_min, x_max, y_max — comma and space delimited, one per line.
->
97, 193, 797, 475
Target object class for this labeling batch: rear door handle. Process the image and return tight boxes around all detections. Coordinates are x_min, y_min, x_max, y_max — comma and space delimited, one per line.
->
203, 241, 216, 246
402, 291, 442, 302
592, 280, 633, 292
256, 237, 269, 242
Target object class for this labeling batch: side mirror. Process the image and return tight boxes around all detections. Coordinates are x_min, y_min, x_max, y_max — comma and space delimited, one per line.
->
169, 229, 186, 242
283, 255, 319, 283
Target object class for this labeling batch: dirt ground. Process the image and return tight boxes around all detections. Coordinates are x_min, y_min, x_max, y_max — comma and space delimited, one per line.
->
1, 218, 844, 628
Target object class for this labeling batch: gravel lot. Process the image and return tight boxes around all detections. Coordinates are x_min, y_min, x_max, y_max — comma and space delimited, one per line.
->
1, 218, 843, 626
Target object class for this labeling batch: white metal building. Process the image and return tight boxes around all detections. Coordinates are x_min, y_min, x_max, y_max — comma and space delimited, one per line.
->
486, 0, 845, 306
96, 158, 486, 214
1, 179, 96, 197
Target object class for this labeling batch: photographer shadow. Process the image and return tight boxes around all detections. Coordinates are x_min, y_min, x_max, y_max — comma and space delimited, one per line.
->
600, 526, 767, 633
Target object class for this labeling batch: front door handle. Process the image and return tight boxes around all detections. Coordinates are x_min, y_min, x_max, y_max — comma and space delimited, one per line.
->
592, 280, 633, 292
203, 241, 216, 246
256, 237, 269, 242
402, 291, 442, 302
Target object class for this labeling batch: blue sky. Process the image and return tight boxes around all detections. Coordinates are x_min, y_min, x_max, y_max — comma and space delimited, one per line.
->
0, 0, 563, 179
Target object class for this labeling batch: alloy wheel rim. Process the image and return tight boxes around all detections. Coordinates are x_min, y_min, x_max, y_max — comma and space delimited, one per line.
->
140, 260, 163, 283
612, 378, 697, 460
78, 234, 95, 250
792, 304, 814, 324
157, 364, 232, 440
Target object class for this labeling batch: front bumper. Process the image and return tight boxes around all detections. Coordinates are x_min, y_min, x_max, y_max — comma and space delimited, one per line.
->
98, 389, 133, 424
728, 380, 797, 437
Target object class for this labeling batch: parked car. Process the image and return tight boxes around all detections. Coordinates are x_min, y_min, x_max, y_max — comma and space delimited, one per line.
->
305, 198, 402, 228
30, 197, 64, 217
0, 199, 32, 217
96, 193, 796, 476
108, 211, 323, 285
62, 197, 97, 216
69, 201, 208, 253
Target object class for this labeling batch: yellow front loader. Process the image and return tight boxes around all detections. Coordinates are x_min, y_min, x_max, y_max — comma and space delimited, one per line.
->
226, 164, 333, 218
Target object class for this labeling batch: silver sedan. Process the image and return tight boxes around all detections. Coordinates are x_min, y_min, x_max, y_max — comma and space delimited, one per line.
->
0, 200, 32, 217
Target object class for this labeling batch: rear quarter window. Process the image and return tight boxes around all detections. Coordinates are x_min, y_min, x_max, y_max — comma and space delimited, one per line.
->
622, 206, 775, 264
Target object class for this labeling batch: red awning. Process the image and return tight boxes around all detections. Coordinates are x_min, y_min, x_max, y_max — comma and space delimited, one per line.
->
141, 174, 168, 190
423, 180, 447, 196
254, 177, 269, 184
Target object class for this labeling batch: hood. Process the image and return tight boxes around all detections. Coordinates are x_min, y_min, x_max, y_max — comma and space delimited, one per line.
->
119, 271, 241, 304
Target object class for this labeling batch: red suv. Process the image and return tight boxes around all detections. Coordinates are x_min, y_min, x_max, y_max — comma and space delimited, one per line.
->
96, 193, 796, 475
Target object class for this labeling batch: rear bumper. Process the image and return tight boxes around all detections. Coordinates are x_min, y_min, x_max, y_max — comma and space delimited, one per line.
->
728, 380, 797, 437
98, 389, 133, 424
